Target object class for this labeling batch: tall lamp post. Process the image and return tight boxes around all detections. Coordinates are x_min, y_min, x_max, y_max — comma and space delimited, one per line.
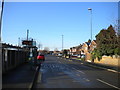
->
0, 1, 4, 89
88, 8, 92, 41
0, 0, 4, 42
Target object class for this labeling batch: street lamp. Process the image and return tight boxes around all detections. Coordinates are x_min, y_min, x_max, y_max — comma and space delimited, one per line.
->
0, 0, 4, 42
88, 8, 92, 41
0, 1, 4, 89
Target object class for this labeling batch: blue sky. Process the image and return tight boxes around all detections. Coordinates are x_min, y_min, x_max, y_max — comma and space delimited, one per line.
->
2, 2, 118, 51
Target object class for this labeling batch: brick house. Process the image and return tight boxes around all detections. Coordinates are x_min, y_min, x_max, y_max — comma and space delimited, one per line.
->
69, 40, 97, 61
54, 50, 61, 55
89, 40, 97, 53
81, 42, 91, 61
70, 48, 72, 55
70, 47, 77, 55
81, 42, 90, 54
81, 40, 97, 61
76, 44, 82, 55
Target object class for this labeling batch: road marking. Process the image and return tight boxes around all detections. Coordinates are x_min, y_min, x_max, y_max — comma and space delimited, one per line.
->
72, 68, 77, 70
107, 69, 120, 73
72, 80, 81, 82
97, 79, 120, 89
76, 70, 85, 74
37, 72, 41, 83
83, 78, 90, 82
72, 68, 85, 74
58, 61, 61, 63
76, 74, 80, 76
86, 63, 120, 74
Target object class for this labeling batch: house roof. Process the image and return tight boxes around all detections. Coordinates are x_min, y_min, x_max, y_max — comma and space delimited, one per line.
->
70, 40, 96, 50
89, 40, 97, 46
85, 42, 90, 46
93, 40, 96, 43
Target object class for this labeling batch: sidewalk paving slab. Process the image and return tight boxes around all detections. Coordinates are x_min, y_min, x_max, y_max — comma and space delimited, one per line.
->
2, 62, 39, 89
61, 57, 120, 73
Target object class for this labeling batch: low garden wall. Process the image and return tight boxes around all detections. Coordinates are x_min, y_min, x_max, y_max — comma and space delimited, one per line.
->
94, 56, 120, 67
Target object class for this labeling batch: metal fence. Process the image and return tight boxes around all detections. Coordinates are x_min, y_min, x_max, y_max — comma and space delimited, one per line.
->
2, 43, 28, 74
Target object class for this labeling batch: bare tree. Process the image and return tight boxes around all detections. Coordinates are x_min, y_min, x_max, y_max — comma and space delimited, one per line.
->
38, 43, 42, 50
44, 47, 50, 52
42, 47, 50, 54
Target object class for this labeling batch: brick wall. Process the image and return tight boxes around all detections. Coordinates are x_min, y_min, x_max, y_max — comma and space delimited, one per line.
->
85, 52, 91, 61
94, 56, 120, 67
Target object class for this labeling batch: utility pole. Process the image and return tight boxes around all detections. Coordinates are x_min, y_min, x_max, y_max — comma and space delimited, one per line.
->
38, 43, 41, 50
38, 43, 41, 54
62, 35, 64, 51
27, 29, 29, 40
18, 37, 20, 46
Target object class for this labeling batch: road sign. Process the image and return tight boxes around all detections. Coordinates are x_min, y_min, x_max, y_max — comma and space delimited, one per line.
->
22, 40, 32, 45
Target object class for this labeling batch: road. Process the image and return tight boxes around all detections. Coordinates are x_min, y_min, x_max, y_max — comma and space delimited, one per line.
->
33, 55, 120, 89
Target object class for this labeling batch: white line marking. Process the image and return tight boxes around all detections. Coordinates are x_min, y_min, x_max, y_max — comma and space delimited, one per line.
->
107, 69, 119, 73
72, 68, 76, 70
97, 79, 120, 89
83, 78, 90, 82
76, 74, 80, 76
86, 64, 120, 74
72, 68, 85, 74
76, 70, 85, 74
86, 79, 90, 82
58, 61, 61, 63
72, 80, 81, 82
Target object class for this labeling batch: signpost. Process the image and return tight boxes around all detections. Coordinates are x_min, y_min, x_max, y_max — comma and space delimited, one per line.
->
22, 30, 37, 66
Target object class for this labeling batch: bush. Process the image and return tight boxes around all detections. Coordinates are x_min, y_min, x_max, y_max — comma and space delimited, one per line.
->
114, 47, 120, 55
91, 48, 102, 62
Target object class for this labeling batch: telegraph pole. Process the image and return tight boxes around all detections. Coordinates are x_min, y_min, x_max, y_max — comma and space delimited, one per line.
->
27, 29, 29, 40
62, 35, 64, 51
18, 37, 20, 46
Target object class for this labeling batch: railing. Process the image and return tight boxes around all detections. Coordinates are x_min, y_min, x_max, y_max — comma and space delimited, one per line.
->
2, 43, 28, 74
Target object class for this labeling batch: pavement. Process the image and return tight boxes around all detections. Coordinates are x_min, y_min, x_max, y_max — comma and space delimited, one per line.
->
2, 61, 40, 89
64, 57, 120, 74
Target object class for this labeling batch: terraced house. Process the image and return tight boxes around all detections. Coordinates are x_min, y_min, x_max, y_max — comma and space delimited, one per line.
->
70, 40, 97, 61
70, 47, 77, 55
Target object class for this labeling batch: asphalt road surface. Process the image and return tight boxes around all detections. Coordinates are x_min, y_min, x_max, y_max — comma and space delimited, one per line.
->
34, 55, 120, 89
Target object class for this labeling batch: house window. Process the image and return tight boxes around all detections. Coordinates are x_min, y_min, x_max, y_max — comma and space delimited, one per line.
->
93, 46, 96, 48
86, 47, 88, 50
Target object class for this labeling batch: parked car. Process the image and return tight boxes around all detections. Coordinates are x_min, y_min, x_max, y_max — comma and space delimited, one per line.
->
58, 53, 62, 57
81, 54, 85, 58
77, 54, 81, 58
71, 55, 78, 58
37, 54, 45, 61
